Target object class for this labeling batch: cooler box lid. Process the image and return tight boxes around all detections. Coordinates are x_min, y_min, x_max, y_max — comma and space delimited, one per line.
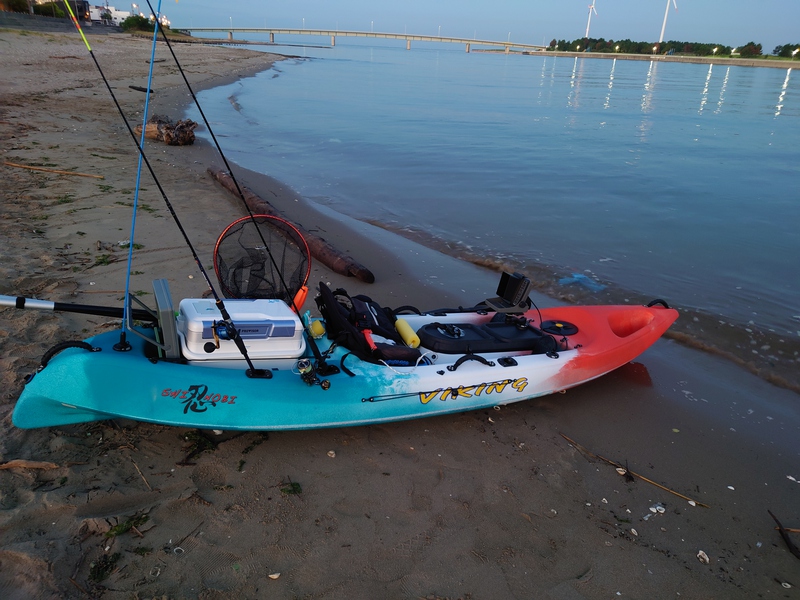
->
177, 298, 306, 360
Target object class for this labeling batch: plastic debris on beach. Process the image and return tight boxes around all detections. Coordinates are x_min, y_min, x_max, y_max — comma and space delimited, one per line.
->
697, 550, 710, 564
558, 273, 606, 292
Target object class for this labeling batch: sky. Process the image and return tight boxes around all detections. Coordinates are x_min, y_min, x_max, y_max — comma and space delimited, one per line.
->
158, 1, 799, 53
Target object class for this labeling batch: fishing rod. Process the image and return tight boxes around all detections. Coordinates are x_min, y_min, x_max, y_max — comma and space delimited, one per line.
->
142, 0, 337, 374
140, 1, 304, 315
61, 1, 268, 378
0, 295, 157, 322
117, 0, 161, 353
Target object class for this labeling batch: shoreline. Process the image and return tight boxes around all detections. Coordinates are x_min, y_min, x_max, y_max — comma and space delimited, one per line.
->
2, 31, 799, 599
513, 50, 798, 69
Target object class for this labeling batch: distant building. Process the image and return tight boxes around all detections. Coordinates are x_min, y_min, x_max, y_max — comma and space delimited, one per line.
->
89, 5, 130, 25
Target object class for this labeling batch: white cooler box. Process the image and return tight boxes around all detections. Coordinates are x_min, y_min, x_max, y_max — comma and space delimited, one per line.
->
177, 298, 306, 361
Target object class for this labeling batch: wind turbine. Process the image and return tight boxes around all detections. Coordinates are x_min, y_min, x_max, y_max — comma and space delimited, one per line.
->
585, 1, 598, 39
658, 0, 678, 45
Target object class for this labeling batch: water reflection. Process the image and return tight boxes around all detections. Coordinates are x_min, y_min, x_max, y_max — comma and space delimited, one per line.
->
640, 60, 658, 113
566, 56, 585, 108
603, 58, 616, 109
536, 56, 558, 105
698, 63, 713, 114
775, 68, 792, 117
539, 55, 548, 87
714, 66, 730, 114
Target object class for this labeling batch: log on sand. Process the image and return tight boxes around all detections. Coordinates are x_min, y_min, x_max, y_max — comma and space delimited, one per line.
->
135, 117, 198, 146
208, 167, 375, 283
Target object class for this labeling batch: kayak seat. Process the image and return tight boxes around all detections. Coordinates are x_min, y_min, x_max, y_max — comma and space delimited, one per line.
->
417, 319, 555, 355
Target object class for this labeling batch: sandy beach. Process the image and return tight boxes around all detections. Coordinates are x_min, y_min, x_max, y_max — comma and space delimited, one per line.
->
1, 30, 799, 599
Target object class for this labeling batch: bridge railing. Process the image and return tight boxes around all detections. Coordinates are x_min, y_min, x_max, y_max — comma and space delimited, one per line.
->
173, 27, 548, 53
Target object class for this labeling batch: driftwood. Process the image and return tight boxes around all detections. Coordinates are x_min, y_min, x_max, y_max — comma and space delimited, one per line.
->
3, 161, 104, 179
768, 510, 800, 560
560, 433, 711, 508
134, 117, 197, 146
208, 167, 375, 283
0, 459, 59, 470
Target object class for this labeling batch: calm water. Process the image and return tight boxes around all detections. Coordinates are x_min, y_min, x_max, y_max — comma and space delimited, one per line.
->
192, 43, 800, 335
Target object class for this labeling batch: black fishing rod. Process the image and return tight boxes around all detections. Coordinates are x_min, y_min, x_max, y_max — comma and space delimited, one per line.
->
141, 2, 304, 313
0, 295, 157, 322
143, 0, 337, 375
60, 1, 268, 378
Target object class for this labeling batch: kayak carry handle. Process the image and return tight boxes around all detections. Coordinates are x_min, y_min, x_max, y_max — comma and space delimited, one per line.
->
646, 299, 671, 309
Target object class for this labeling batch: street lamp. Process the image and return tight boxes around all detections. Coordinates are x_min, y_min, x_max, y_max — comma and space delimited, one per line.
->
713, 47, 718, 55
615, 45, 619, 52
653, 45, 658, 54
793, 48, 799, 59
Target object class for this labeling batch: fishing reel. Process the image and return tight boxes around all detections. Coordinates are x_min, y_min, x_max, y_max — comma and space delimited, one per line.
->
296, 359, 331, 390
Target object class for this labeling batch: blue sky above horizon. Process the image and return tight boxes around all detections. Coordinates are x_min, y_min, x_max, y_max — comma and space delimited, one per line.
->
158, 1, 799, 53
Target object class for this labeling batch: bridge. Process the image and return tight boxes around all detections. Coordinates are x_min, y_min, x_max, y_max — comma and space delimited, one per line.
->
173, 27, 548, 54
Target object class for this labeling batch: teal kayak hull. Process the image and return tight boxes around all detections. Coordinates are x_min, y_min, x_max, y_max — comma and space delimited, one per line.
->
12, 304, 677, 430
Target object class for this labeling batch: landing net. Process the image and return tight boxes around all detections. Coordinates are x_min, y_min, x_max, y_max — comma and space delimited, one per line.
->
214, 215, 311, 302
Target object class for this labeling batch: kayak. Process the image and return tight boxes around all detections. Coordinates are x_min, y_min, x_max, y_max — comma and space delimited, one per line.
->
10, 279, 677, 430
6, 16, 677, 433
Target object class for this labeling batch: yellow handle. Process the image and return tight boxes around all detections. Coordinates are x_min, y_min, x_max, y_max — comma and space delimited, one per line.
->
395, 318, 420, 348
309, 319, 326, 339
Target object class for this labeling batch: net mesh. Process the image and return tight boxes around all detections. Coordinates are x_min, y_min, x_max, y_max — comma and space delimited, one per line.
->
213, 215, 310, 302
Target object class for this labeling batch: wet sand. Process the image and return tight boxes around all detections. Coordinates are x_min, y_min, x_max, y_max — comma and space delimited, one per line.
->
1, 30, 799, 599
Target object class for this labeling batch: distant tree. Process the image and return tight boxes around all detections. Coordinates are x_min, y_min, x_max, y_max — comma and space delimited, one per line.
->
773, 43, 800, 57
738, 41, 762, 57
121, 15, 155, 32
549, 39, 557, 49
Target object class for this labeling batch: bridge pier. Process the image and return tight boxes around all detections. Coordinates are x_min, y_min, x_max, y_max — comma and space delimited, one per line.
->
269, 32, 274, 43
466, 43, 470, 53
331, 35, 335, 47
228, 30, 233, 41
504, 45, 510, 54
406, 39, 411, 50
